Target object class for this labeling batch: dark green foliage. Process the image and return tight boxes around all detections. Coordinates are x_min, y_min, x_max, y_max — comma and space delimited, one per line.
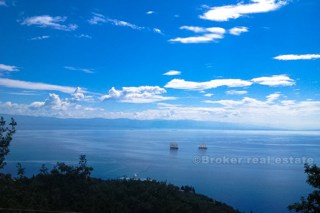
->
16, 163, 25, 180
0, 157, 240, 213
0, 117, 17, 169
288, 164, 320, 212
39, 164, 48, 175
181, 185, 196, 194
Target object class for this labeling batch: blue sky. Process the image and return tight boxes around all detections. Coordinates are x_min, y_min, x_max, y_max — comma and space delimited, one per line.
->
0, 0, 320, 129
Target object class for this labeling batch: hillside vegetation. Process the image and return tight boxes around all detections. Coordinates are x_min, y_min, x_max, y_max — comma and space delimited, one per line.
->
0, 155, 240, 213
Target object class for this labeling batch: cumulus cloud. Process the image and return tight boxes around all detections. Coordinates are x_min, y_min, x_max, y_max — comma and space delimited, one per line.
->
200, 0, 288, 22
101, 86, 176, 103
0, 78, 77, 94
30, 93, 71, 110
170, 26, 226, 44
170, 25, 249, 43
201, 95, 320, 129
229, 27, 249, 36
251, 75, 295, 86
0, 93, 102, 118
274, 54, 320, 60
165, 79, 252, 90
0, 64, 19, 72
70, 87, 93, 102
64, 66, 94, 74
226, 90, 248, 95
72, 87, 85, 101
142, 98, 320, 129
21, 15, 78, 31
1, 93, 320, 129
163, 70, 181, 76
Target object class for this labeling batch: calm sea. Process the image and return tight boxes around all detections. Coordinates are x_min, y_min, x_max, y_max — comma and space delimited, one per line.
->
4, 129, 320, 213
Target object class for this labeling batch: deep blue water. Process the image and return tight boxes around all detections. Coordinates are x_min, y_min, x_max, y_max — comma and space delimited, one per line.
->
4, 129, 320, 213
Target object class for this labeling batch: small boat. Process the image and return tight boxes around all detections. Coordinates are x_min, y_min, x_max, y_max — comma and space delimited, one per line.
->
170, 143, 179, 150
198, 143, 207, 150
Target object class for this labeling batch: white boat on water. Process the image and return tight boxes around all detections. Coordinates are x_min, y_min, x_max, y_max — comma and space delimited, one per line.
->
170, 143, 179, 150
198, 143, 207, 150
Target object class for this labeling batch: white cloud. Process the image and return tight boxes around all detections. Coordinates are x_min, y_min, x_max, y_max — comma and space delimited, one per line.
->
141, 98, 320, 129
88, 13, 107, 25
163, 70, 181, 76
204, 93, 214, 97
180, 26, 206, 33
21, 15, 78, 31
166, 75, 294, 91
1, 93, 320, 129
70, 87, 94, 102
204, 96, 275, 108
180, 26, 226, 34
200, 0, 288, 22
153, 28, 163, 34
31, 35, 50, 40
266, 92, 281, 102
202, 95, 320, 129
0, 0, 6, 6
169, 33, 224, 44
101, 86, 175, 103
226, 90, 248, 95
89, 13, 151, 33
251, 75, 295, 86
71, 87, 85, 101
77, 34, 92, 39
281, 100, 295, 106
0, 78, 77, 94
165, 79, 252, 90
0, 64, 19, 72
179, 25, 248, 37
3, 100, 104, 119
171, 25, 248, 44
0, 93, 102, 118
274, 54, 320, 60
170, 26, 226, 44
229, 27, 249, 36
8, 91, 38, 96
146, 11, 155, 15
64, 66, 94, 74
107, 18, 144, 30
30, 93, 71, 110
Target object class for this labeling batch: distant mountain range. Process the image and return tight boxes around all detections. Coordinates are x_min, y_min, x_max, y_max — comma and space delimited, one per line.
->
1, 114, 279, 130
